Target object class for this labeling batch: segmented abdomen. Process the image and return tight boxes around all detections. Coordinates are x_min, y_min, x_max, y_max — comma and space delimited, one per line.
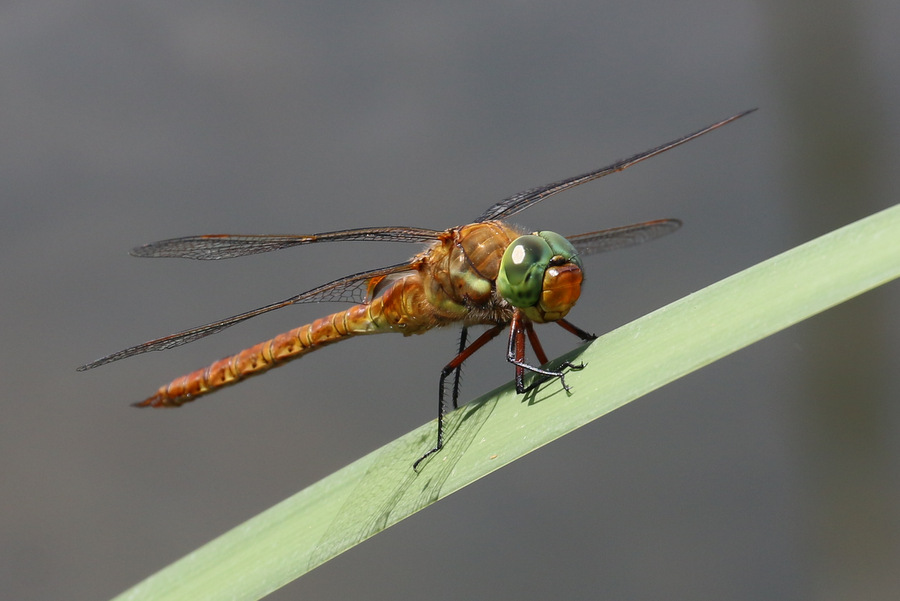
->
136, 274, 439, 408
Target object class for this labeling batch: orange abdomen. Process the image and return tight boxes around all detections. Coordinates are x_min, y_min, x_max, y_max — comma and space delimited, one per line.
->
136, 274, 440, 408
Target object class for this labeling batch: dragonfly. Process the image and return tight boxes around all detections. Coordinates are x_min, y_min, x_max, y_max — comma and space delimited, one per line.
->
79, 109, 753, 469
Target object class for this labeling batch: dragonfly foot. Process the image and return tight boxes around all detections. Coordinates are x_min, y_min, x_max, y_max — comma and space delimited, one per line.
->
413, 445, 441, 472
560, 360, 587, 372
519, 359, 587, 395
557, 371, 573, 393
559, 361, 588, 392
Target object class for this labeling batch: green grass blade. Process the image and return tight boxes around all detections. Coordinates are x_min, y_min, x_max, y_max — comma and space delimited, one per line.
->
114, 203, 900, 601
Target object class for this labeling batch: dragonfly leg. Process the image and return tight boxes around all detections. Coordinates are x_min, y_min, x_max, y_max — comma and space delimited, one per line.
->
556, 318, 598, 342
413, 324, 504, 471
508, 311, 587, 394
524, 320, 549, 365
537, 318, 600, 374
450, 327, 468, 410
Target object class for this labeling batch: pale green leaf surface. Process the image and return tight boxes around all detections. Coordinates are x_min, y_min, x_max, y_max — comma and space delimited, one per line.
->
116, 203, 900, 601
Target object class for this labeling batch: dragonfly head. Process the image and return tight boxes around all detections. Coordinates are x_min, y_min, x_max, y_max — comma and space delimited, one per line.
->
496, 231, 584, 323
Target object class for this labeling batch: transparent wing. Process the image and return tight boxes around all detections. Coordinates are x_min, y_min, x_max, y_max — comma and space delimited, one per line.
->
567, 219, 681, 257
476, 109, 755, 223
130, 227, 443, 260
77, 262, 415, 370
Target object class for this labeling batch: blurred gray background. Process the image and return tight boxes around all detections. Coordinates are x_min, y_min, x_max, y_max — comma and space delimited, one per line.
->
3, 1, 899, 600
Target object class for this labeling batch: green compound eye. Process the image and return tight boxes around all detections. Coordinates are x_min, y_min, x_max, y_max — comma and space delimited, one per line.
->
538, 231, 582, 270
497, 232, 580, 308
497, 235, 548, 307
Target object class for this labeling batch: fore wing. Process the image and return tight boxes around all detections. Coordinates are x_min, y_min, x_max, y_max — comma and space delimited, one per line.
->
476, 109, 755, 223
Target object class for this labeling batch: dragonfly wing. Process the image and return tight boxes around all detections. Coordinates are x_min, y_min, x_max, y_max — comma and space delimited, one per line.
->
131, 227, 443, 260
567, 219, 682, 257
77, 262, 416, 370
476, 109, 755, 223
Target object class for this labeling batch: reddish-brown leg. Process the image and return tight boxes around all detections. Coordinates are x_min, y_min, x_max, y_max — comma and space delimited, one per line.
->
414, 324, 505, 471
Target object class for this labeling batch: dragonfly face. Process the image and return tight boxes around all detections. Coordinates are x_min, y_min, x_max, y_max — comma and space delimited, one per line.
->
78, 109, 754, 469
496, 231, 584, 323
